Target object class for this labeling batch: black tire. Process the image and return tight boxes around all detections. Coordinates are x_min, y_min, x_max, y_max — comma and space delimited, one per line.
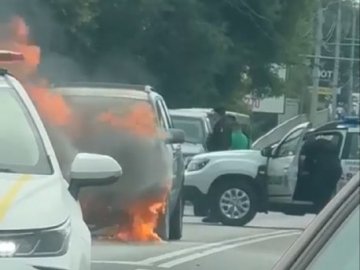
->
213, 181, 257, 226
169, 196, 184, 240
193, 201, 208, 217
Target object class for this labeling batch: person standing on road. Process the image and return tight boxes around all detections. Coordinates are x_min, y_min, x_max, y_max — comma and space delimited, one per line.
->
206, 106, 232, 152
202, 106, 233, 223
301, 137, 343, 212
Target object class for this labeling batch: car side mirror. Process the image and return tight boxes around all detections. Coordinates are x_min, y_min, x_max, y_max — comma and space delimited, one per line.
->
261, 145, 276, 158
165, 128, 185, 144
68, 153, 122, 199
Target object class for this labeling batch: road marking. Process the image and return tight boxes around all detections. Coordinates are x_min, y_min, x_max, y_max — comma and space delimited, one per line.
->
0, 175, 31, 221
92, 260, 150, 266
158, 231, 300, 268
139, 230, 297, 265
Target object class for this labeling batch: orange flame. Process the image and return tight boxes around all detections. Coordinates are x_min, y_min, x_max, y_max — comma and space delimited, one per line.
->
116, 192, 168, 242
0, 16, 71, 126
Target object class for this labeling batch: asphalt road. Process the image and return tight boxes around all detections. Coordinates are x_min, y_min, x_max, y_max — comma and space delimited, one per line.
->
91, 207, 315, 270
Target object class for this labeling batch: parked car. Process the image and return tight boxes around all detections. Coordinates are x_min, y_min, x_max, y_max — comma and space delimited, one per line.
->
0, 52, 122, 270
52, 82, 185, 240
185, 117, 359, 226
170, 109, 212, 165
273, 172, 359, 270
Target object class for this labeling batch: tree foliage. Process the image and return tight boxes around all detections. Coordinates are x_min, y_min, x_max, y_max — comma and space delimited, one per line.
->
2, 0, 316, 109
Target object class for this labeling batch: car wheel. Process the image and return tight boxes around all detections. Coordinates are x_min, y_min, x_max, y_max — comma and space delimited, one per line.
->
214, 181, 257, 226
156, 199, 170, 241
169, 196, 184, 240
193, 201, 208, 217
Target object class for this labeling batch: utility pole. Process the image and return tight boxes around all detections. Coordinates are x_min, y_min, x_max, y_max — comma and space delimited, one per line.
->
331, 0, 342, 120
348, 3, 357, 115
310, 0, 323, 123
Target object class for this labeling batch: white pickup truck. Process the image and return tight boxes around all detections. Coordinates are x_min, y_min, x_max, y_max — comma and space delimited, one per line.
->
184, 118, 360, 226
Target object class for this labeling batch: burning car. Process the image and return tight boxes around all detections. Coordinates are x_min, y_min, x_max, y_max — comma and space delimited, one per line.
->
51, 83, 186, 241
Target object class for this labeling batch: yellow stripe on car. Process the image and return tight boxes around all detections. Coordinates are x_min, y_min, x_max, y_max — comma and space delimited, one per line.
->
0, 175, 31, 221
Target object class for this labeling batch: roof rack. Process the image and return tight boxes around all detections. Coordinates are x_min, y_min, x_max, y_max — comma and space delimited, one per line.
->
0, 68, 7, 75
52, 82, 152, 92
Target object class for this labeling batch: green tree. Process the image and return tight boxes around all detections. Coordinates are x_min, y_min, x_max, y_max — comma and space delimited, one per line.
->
2, 0, 317, 109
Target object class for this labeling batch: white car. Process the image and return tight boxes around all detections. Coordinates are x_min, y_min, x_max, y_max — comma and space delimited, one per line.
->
0, 53, 122, 269
185, 118, 359, 226
170, 110, 212, 165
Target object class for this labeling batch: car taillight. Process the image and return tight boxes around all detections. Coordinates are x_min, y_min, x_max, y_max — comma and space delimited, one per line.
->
0, 50, 24, 63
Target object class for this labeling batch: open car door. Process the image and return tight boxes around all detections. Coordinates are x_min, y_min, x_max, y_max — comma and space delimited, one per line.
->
267, 122, 312, 203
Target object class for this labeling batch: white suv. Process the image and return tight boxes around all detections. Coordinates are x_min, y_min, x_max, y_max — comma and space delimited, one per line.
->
185, 119, 359, 226
0, 56, 122, 269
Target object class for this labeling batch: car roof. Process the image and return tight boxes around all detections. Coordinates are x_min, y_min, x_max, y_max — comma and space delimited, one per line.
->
176, 108, 249, 118
52, 82, 153, 101
169, 109, 209, 119
314, 117, 360, 132
273, 172, 360, 269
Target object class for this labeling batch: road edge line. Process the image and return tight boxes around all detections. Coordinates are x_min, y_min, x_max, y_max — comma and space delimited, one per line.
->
158, 231, 301, 268
140, 230, 297, 265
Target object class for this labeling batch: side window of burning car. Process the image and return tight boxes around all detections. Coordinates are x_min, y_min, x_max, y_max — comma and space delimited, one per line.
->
159, 99, 173, 128
155, 100, 168, 130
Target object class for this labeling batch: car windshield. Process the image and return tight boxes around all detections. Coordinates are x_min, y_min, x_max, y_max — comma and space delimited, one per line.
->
61, 94, 158, 139
307, 205, 360, 270
63, 94, 152, 117
172, 116, 205, 144
0, 86, 52, 174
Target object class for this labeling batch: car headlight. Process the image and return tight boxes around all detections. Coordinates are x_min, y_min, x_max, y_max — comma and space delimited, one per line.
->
0, 219, 70, 257
187, 158, 210, 172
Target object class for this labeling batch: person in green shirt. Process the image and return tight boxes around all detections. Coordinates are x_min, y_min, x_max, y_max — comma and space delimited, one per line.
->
230, 121, 251, 150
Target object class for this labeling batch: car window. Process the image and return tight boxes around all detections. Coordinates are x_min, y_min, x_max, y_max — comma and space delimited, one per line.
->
172, 116, 205, 144
159, 99, 173, 128
306, 205, 360, 270
155, 99, 169, 130
0, 86, 52, 174
276, 128, 305, 158
342, 133, 360, 160
63, 95, 157, 135
313, 132, 343, 156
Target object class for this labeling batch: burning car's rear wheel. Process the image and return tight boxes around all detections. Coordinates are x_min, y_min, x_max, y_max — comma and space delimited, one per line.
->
169, 196, 184, 240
